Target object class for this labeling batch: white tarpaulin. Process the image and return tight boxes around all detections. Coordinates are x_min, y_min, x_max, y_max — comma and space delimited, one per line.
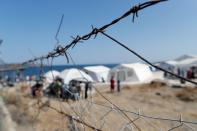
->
44, 70, 60, 83
108, 63, 153, 83
60, 68, 93, 84
84, 65, 110, 82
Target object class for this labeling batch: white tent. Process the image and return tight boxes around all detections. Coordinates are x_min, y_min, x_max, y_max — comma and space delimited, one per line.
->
159, 55, 197, 70
60, 68, 93, 84
158, 61, 177, 71
44, 70, 60, 83
175, 57, 197, 69
175, 54, 195, 61
84, 65, 110, 82
107, 63, 153, 83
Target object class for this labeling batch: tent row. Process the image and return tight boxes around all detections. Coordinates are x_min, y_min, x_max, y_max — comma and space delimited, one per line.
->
158, 55, 197, 71
44, 63, 153, 84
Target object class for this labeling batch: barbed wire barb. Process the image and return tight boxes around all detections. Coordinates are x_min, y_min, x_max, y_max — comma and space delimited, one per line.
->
168, 114, 183, 131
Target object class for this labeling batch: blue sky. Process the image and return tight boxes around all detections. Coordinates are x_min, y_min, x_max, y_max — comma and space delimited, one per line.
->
0, 0, 197, 65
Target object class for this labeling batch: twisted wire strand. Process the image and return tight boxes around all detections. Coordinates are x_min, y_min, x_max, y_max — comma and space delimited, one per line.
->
67, 52, 142, 130
43, 102, 102, 131
99, 31, 197, 85
22, 0, 197, 86
22, 0, 167, 65
89, 101, 197, 125
20, 0, 197, 130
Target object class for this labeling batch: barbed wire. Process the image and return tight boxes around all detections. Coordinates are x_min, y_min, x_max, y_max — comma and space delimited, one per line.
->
18, 0, 197, 130
99, 31, 197, 85
87, 100, 197, 126
22, 0, 167, 65
54, 14, 64, 48
40, 101, 102, 131
67, 52, 142, 130
66, 51, 197, 130
32, 81, 197, 131
21, 0, 197, 86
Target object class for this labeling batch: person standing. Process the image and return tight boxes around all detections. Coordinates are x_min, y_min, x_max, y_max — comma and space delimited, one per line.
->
110, 76, 115, 93
85, 82, 92, 99
180, 69, 185, 84
85, 82, 88, 99
75, 81, 81, 99
117, 79, 121, 92
187, 68, 192, 79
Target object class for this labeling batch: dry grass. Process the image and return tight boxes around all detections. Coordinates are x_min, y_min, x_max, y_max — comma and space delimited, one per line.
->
0, 84, 37, 131
1, 81, 197, 131
176, 87, 197, 102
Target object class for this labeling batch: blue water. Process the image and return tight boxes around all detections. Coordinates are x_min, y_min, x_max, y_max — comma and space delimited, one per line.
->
24, 63, 118, 77
0, 64, 117, 81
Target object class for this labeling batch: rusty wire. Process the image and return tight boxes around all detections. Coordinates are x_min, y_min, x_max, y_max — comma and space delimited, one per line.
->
22, 0, 167, 65
20, 0, 197, 130
99, 31, 197, 85
41, 101, 102, 131
88, 101, 197, 126
67, 52, 142, 130
22, 0, 197, 86
55, 14, 64, 47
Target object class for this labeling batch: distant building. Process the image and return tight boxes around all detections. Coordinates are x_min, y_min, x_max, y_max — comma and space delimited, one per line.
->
0, 59, 26, 81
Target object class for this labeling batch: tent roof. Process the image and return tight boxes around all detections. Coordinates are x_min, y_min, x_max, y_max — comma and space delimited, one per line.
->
175, 54, 196, 61
44, 70, 60, 77
44, 70, 60, 83
60, 68, 93, 84
165, 60, 178, 65
84, 65, 110, 73
164, 55, 197, 67
177, 57, 197, 65
120, 63, 149, 69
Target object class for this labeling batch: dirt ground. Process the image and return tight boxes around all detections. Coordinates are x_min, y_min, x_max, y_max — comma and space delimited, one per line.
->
1, 81, 197, 131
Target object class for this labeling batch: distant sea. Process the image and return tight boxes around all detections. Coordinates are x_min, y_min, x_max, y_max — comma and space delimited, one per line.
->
23, 63, 118, 77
